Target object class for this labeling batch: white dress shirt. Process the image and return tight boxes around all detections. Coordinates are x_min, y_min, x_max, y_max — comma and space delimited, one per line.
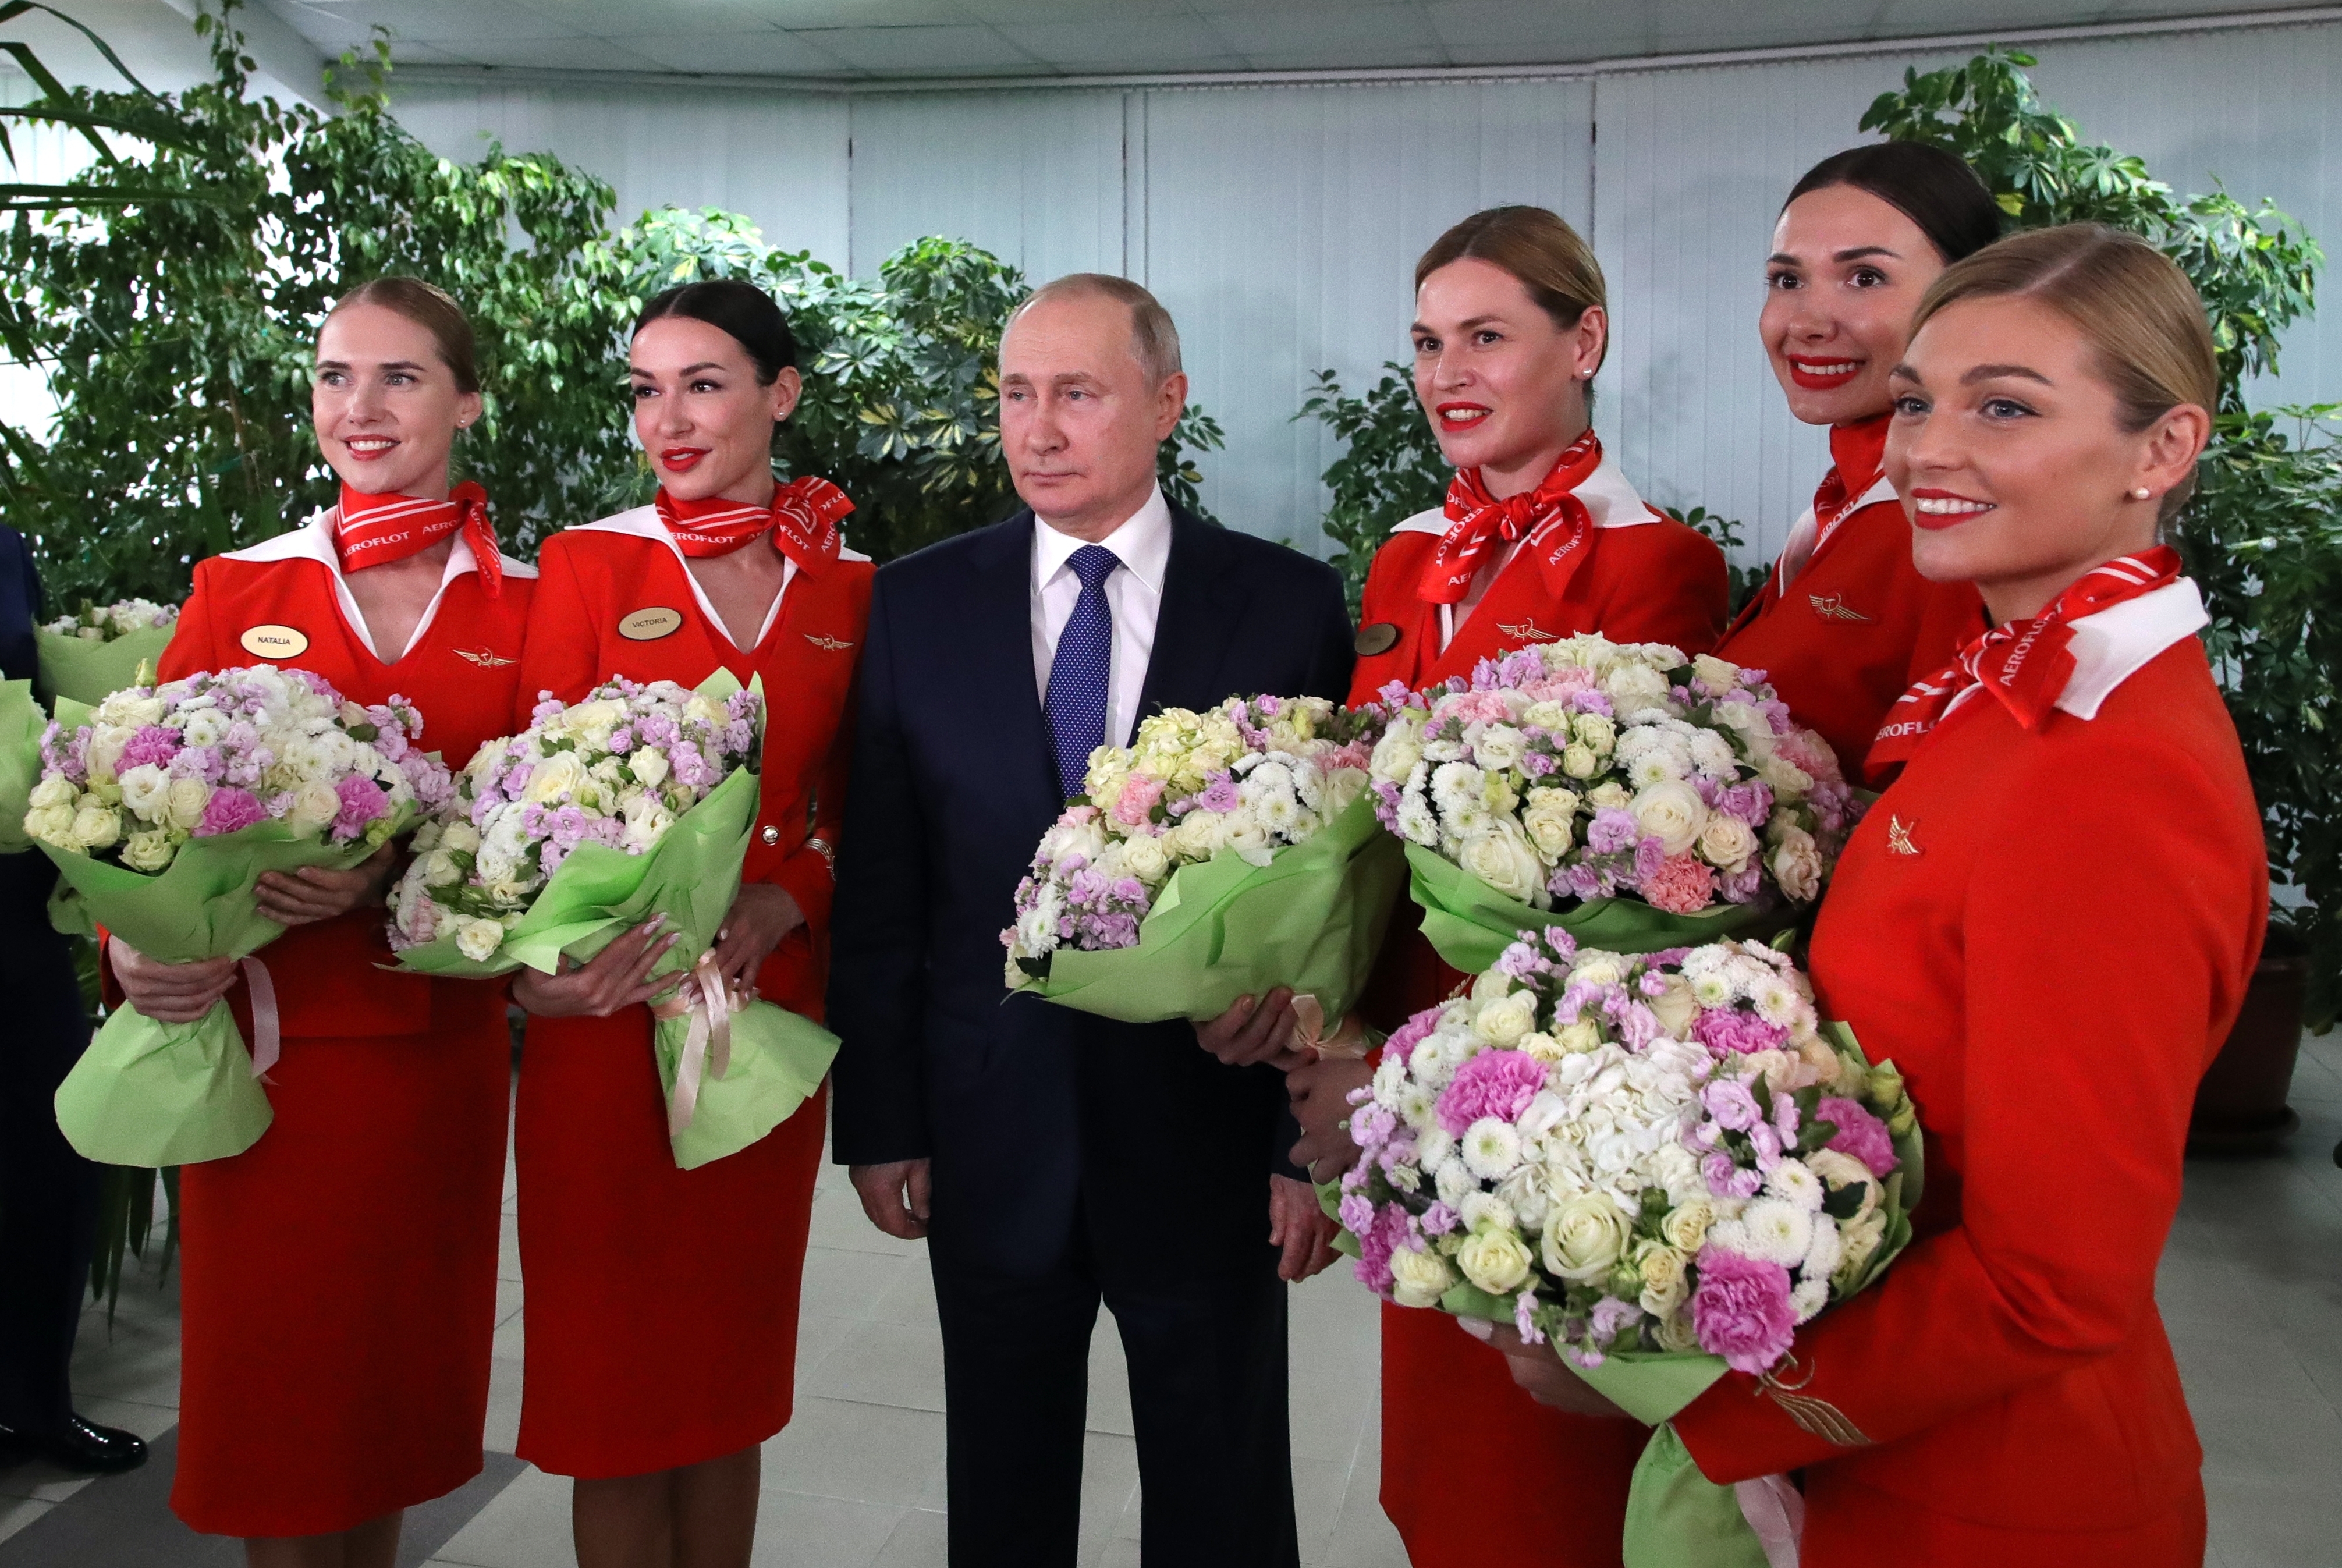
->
1030, 485, 1172, 749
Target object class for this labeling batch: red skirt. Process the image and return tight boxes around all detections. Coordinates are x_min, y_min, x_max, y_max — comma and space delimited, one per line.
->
1379, 1301, 1647, 1568
1801, 1470, 2206, 1567
513, 999, 826, 1480
172, 983, 509, 1538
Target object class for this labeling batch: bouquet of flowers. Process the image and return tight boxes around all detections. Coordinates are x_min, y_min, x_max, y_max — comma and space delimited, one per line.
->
1005, 694, 1407, 1027
0, 679, 42, 853
32, 666, 452, 1165
1332, 927, 1919, 1568
1369, 638, 1860, 974
37, 598, 180, 705
388, 672, 837, 1170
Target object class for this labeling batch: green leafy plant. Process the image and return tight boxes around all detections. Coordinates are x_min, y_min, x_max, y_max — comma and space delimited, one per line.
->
1869, 49, 2339, 1027
1296, 363, 1447, 608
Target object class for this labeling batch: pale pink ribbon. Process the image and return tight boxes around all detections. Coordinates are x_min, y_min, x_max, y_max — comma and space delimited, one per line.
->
1734, 1473, 1805, 1568
651, 952, 746, 1136
1288, 995, 1372, 1060
239, 957, 281, 1077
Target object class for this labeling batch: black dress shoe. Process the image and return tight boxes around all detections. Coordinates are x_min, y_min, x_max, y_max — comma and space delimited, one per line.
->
38, 1417, 148, 1475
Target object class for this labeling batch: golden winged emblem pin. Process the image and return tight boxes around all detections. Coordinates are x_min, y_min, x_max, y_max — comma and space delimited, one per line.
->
453, 647, 516, 668
1807, 594, 1873, 623
1886, 815, 1922, 857
1496, 620, 1557, 643
803, 633, 855, 652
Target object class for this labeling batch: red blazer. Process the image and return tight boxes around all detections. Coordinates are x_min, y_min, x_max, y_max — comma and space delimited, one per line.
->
160, 514, 537, 1038
516, 508, 873, 1017
1347, 454, 1727, 708
1674, 584, 2266, 1549
1715, 480, 1986, 782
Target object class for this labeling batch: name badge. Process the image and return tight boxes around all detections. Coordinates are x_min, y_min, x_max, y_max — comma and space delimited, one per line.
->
239, 623, 308, 659
619, 606, 683, 641
1354, 622, 1400, 657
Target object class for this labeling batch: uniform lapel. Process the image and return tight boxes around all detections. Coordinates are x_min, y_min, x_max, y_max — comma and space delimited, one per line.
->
1135, 507, 1241, 723
970, 512, 1063, 815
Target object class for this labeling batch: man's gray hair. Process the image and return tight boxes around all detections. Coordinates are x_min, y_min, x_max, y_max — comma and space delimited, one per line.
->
1009, 273, 1183, 389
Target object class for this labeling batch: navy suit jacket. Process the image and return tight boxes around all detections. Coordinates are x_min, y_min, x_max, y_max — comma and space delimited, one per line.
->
1, 527, 62, 957
827, 505, 1355, 1278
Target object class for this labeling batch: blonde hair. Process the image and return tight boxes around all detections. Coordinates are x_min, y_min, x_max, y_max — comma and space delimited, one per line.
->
1910, 224, 2217, 520
324, 276, 480, 395
1415, 205, 1608, 370
1012, 273, 1183, 389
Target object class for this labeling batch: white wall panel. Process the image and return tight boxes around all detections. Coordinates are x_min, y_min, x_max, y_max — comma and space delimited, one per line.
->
1138, 80, 1594, 551
846, 90, 1127, 279
389, 81, 851, 264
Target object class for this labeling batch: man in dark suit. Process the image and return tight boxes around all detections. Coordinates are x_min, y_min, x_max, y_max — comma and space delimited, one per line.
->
0, 526, 145, 1475
828, 275, 1351, 1567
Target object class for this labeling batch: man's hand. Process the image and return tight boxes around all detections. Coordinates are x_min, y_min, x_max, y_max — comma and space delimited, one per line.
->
1285, 1055, 1375, 1183
109, 938, 238, 1024
1268, 1173, 1340, 1282
850, 1159, 932, 1241
708, 883, 805, 994
1467, 1318, 1640, 1420
1193, 989, 1306, 1071
512, 920, 679, 1018
253, 842, 399, 927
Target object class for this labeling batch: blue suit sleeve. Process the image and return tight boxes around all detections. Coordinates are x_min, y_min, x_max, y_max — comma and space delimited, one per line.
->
826, 572, 936, 1166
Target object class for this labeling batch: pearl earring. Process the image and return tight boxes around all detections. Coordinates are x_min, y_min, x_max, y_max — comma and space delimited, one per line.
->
2129, 487, 2151, 500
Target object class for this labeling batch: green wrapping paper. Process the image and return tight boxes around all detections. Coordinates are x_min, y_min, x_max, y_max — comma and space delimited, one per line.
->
392, 675, 838, 1171
35, 623, 176, 707
0, 680, 42, 853
1404, 842, 1780, 975
44, 816, 407, 1167
1015, 791, 1406, 1024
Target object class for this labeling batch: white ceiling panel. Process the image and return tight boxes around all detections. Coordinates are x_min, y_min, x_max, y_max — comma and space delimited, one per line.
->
603, 29, 853, 75
804, 23, 1040, 72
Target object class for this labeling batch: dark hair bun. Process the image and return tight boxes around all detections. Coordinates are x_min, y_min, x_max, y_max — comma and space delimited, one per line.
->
1785, 143, 2002, 265
633, 279, 799, 386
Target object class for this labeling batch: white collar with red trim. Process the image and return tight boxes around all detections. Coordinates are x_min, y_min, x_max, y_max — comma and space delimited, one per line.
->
225, 510, 537, 662
568, 506, 870, 654
2054, 577, 2209, 720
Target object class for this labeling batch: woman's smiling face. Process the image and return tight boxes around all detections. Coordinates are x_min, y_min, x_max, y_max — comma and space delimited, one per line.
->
628, 315, 801, 504
1761, 183, 1947, 427
311, 302, 480, 498
1411, 256, 1604, 491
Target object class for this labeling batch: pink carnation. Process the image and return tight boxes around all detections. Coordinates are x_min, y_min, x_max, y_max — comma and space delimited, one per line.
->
1640, 852, 1716, 914
1690, 1246, 1799, 1374
1110, 774, 1164, 826
1436, 1049, 1548, 1136
331, 775, 391, 840
196, 786, 265, 838
1817, 1096, 1897, 1178
1382, 1006, 1444, 1066
1772, 727, 1841, 785
1692, 1007, 1789, 1055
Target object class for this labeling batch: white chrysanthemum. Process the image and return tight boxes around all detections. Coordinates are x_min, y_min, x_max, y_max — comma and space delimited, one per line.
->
1740, 1198, 1815, 1268
1415, 1124, 1456, 1174
1461, 1117, 1525, 1181
1457, 1190, 1517, 1236
1789, 1276, 1830, 1325
1688, 970, 1735, 1009
1372, 1055, 1408, 1105
1749, 974, 1801, 1027
1429, 760, 1485, 818
1688, 729, 1740, 778
1433, 1154, 1478, 1208
1764, 1157, 1826, 1213
1801, 1214, 1845, 1283
1395, 1082, 1439, 1131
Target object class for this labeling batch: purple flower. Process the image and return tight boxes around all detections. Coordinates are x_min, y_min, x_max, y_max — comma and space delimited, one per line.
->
119, 725, 181, 771
1717, 781, 1774, 828
1519, 751, 1555, 779
1421, 1202, 1460, 1237
1701, 1079, 1763, 1132
1585, 808, 1638, 855
1560, 862, 1612, 901
1337, 1194, 1374, 1234
1436, 1049, 1548, 1136
1702, 1151, 1760, 1198
330, 775, 390, 840
1382, 1006, 1444, 1066
1690, 1247, 1799, 1374
1570, 690, 1613, 716
1816, 1097, 1897, 1177
169, 746, 225, 783
1195, 772, 1241, 813
1350, 1102, 1397, 1149
1633, 836, 1666, 880
1514, 1287, 1543, 1344
196, 787, 265, 838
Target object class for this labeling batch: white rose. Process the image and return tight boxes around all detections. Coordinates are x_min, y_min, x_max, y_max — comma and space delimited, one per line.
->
1630, 780, 1706, 856
1647, 975, 1699, 1040
1473, 723, 1528, 773
25, 802, 77, 847
1692, 654, 1741, 692
1555, 1021, 1603, 1055
1472, 991, 1538, 1049
621, 793, 676, 852
1768, 825, 1825, 903
1635, 1241, 1691, 1319
1832, 1210, 1889, 1290
456, 917, 506, 962
1696, 813, 1758, 872
116, 763, 170, 820
1389, 1245, 1457, 1309
1118, 832, 1172, 885
1457, 822, 1546, 904
629, 746, 670, 789
1456, 1228, 1535, 1295
1371, 723, 1425, 781
1559, 743, 1599, 780
1660, 1198, 1717, 1254
1572, 714, 1619, 753
70, 803, 122, 851
1759, 755, 1815, 797
28, 775, 77, 812
288, 782, 342, 834
1521, 788, 1580, 859
525, 752, 588, 805
164, 778, 211, 834
1542, 1194, 1632, 1284
119, 828, 176, 872
85, 724, 134, 783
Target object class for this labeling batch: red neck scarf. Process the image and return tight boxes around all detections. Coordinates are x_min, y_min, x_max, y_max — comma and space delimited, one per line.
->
1867, 545, 2183, 772
331, 481, 503, 597
654, 476, 854, 573
1421, 430, 1604, 605
1812, 413, 1891, 540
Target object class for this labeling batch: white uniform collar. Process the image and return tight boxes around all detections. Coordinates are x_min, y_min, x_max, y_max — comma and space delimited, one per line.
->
1389, 448, 1664, 537
225, 510, 537, 662
569, 505, 871, 654
1032, 484, 1173, 595
2054, 577, 2209, 720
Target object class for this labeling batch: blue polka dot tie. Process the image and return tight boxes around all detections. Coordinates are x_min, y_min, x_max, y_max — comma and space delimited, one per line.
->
1046, 544, 1120, 799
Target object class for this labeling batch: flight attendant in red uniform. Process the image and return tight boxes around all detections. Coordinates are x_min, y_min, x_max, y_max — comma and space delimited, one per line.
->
509, 279, 870, 1568
1280, 206, 1727, 1568
1715, 143, 1999, 779
110, 279, 533, 1567
1491, 225, 2266, 1567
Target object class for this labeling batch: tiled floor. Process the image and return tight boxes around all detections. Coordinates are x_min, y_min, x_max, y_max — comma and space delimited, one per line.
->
8, 1033, 2342, 1567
